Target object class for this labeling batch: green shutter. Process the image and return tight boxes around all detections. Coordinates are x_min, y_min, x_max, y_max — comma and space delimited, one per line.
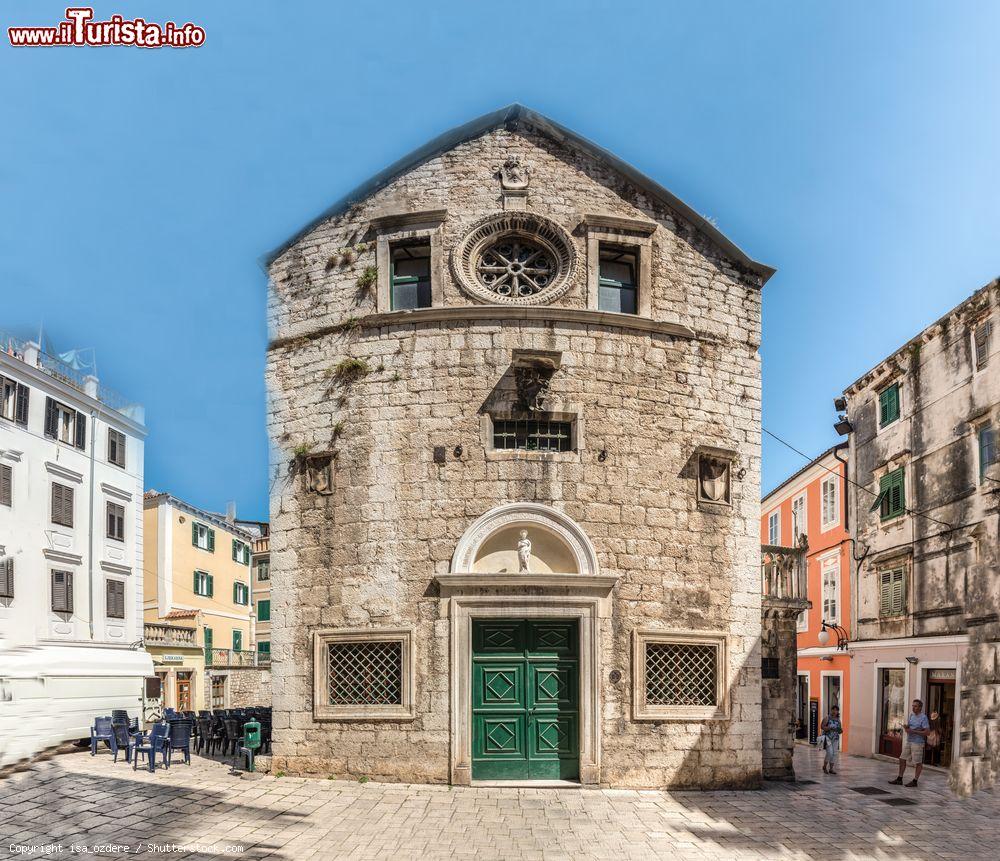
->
879, 468, 905, 520
207, 528, 215, 552
258, 599, 270, 622
233, 630, 242, 651
192, 521, 198, 546
232, 539, 238, 562
879, 384, 900, 427
193, 571, 199, 595
207, 574, 214, 597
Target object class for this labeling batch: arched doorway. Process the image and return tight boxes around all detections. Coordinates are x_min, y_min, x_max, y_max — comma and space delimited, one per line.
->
438, 503, 615, 785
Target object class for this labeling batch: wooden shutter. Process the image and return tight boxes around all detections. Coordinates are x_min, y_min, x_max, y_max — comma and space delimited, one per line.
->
52, 483, 74, 527
207, 574, 214, 597
207, 528, 215, 552
52, 570, 73, 613
74, 411, 87, 449
233, 629, 242, 651
193, 570, 201, 595
44, 397, 58, 438
192, 522, 199, 546
106, 579, 125, 619
0, 464, 11, 507
0, 558, 13, 598
14, 383, 29, 426
204, 626, 213, 649
258, 599, 270, 622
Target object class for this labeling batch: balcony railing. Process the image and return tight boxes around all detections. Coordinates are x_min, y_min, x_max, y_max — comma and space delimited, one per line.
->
0, 329, 143, 422
144, 623, 198, 647
761, 541, 808, 603
206, 648, 268, 668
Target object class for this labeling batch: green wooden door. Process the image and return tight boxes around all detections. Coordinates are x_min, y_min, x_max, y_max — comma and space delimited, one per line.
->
471, 619, 579, 780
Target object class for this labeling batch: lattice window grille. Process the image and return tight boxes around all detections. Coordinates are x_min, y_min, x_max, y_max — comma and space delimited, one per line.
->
328, 641, 403, 706
493, 418, 572, 452
645, 642, 718, 707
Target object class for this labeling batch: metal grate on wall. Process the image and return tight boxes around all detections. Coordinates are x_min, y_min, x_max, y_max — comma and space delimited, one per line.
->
328, 640, 403, 705
492, 418, 573, 452
645, 642, 718, 706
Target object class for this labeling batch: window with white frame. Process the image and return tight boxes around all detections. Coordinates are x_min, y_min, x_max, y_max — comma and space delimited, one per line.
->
821, 556, 840, 625
792, 494, 806, 543
821, 475, 839, 529
108, 428, 126, 468
0, 376, 28, 425
192, 521, 214, 551
767, 511, 780, 545
632, 629, 728, 720
232, 539, 250, 565
313, 628, 414, 720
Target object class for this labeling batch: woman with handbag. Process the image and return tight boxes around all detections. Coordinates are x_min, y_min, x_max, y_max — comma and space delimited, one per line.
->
821, 705, 843, 774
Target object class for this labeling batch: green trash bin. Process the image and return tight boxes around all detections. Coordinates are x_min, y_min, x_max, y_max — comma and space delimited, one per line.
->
241, 719, 261, 772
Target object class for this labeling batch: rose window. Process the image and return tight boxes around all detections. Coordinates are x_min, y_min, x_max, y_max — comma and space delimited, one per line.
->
477, 238, 556, 298
452, 212, 576, 305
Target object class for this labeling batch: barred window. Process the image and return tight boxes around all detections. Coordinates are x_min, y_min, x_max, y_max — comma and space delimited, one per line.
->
313, 628, 414, 720
328, 641, 402, 706
645, 642, 717, 707
633, 630, 727, 720
492, 418, 573, 452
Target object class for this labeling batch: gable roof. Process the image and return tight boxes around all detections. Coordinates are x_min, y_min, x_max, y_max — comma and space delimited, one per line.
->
263, 104, 775, 281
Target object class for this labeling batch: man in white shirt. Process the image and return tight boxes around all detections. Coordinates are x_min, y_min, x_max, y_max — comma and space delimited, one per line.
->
888, 699, 930, 788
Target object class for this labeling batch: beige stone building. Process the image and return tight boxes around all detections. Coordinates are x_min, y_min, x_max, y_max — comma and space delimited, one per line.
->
265, 105, 776, 788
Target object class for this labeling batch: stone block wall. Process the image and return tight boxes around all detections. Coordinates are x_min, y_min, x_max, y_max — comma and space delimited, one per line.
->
227, 668, 273, 708
266, 119, 768, 788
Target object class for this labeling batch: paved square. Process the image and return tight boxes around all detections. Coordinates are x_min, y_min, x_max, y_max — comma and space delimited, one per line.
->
1, 747, 995, 860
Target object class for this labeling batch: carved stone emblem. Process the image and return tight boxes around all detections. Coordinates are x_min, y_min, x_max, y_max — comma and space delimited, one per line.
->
698, 455, 731, 504
514, 367, 551, 412
305, 453, 336, 496
499, 156, 530, 190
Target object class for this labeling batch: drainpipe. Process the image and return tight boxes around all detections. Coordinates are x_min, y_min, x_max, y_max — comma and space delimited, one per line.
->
87, 408, 97, 640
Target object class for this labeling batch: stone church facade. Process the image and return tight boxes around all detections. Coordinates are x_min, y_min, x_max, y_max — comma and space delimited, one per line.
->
265, 105, 775, 788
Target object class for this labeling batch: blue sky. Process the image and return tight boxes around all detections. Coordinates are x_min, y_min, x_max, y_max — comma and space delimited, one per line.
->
2, 1, 998, 519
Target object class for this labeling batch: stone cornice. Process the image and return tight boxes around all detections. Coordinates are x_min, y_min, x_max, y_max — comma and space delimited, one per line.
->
45, 461, 84, 484
436, 573, 619, 597
269, 306, 701, 351
578, 213, 658, 236
369, 208, 447, 231
100, 560, 132, 576
101, 482, 133, 502
42, 548, 83, 566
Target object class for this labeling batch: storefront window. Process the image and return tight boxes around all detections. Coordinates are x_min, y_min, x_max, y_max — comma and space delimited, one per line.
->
878, 667, 906, 758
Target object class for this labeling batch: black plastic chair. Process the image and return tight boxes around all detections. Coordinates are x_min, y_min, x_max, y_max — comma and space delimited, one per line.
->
90, 716, 114, 756
132, 723, 169, 772
222, 719, 241, 756
195, 717, 215, 755
165, 719, 193, 767
110, 721, 133, 764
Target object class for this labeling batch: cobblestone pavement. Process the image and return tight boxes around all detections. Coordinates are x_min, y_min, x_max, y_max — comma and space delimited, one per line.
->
1, 746, 996, 860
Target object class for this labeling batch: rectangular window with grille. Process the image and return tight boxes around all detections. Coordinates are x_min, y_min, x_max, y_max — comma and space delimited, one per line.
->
313, 628, 415, 720
390, 242, 432, 310
633, 630, 727, 720
211, 675, 226, 709
492, 417, 573, 452
880, 567, 906, 617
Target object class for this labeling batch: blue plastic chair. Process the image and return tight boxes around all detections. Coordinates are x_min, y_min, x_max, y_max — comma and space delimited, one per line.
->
110, 721, 133, 764
90, 716, 114, 756
132, 723, 169, 772
165, 719, 194, 767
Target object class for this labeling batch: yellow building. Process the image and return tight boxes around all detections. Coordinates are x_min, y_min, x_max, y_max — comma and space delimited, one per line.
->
142, 491, 254, 711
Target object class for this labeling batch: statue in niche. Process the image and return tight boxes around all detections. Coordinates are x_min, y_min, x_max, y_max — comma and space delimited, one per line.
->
499, 155, 530, 190
305, 453, 335, 496
517, 530, 532, 573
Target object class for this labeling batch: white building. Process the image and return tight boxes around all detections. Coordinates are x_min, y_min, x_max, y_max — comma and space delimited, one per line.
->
0, 336, 151, 767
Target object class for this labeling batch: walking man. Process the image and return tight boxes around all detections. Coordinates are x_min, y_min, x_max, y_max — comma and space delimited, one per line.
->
889, 699, 930, 787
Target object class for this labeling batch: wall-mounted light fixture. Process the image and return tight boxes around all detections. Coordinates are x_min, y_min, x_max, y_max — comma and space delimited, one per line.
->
817, 621, 849, 651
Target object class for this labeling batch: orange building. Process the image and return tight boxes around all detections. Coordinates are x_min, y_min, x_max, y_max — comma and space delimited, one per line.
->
761, 444, 851, 748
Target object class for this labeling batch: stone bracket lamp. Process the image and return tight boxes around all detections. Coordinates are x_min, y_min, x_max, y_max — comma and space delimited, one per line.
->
817, 621, 849, 651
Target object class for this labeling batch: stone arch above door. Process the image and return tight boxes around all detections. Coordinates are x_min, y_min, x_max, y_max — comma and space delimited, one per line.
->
450, 502, 599, 577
